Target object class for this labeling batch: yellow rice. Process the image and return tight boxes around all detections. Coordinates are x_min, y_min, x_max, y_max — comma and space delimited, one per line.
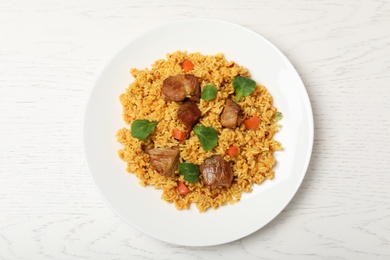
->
116, 51, 282, 212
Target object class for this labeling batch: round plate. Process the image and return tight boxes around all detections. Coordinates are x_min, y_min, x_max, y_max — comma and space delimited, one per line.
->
83, 18, 314, 246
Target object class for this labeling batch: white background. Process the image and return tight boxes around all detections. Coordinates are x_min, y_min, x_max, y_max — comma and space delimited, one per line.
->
1, 0, 389, 259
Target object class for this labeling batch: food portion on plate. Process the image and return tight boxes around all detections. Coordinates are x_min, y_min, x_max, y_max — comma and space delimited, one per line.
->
116, 51, 282, 212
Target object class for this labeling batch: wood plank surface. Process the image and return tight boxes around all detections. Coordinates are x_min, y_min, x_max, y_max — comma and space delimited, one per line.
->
0, 0, 389, 259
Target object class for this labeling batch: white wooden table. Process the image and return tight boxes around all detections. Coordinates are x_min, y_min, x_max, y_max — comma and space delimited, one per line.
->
1, 0, 389, 259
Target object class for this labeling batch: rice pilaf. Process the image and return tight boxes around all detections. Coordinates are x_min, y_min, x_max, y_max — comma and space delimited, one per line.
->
116, 51, 282, 212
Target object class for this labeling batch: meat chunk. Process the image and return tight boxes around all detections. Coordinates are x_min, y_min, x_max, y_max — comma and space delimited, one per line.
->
221, 99, 241, 129
161, 74, 200, 102
199, 155, 233, 188
178, 101, 201, 130
146, 146, 180, 177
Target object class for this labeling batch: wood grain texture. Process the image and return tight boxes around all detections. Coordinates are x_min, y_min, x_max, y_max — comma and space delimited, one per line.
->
1, 0, 389, 259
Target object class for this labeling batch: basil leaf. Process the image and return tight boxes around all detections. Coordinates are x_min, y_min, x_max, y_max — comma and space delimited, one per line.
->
201, 85, 217, 101
193, 125, 218, 151
233, 76, 256, 102
178, 162, 200, 183
274, 111, 283, 121
131, 119, 158, 140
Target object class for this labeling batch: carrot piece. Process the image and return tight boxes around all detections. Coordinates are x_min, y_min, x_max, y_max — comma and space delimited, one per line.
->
177, 181, 189, 196
182, 60, 194, 72
244, 116, 261, 130
228, 145, 239, 157
173, 129, 187, 141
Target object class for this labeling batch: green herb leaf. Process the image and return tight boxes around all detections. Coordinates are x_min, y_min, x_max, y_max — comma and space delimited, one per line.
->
193, 125, 218, 151
274, 111, 283, 121
201, 85, 217, 101
131, 119, 158, 140
233, 76, 256, 102
178, 162, 200, 183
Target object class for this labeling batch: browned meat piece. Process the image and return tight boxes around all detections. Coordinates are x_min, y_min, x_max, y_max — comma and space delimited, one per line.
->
221, 99, 241, 129
161, 74, 200, 102
178, 101, 201, 130
199, 155, 233, 188
146, 146, 180, 177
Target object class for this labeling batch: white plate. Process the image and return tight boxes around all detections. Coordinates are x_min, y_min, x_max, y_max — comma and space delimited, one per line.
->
83, 18, 314, 247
